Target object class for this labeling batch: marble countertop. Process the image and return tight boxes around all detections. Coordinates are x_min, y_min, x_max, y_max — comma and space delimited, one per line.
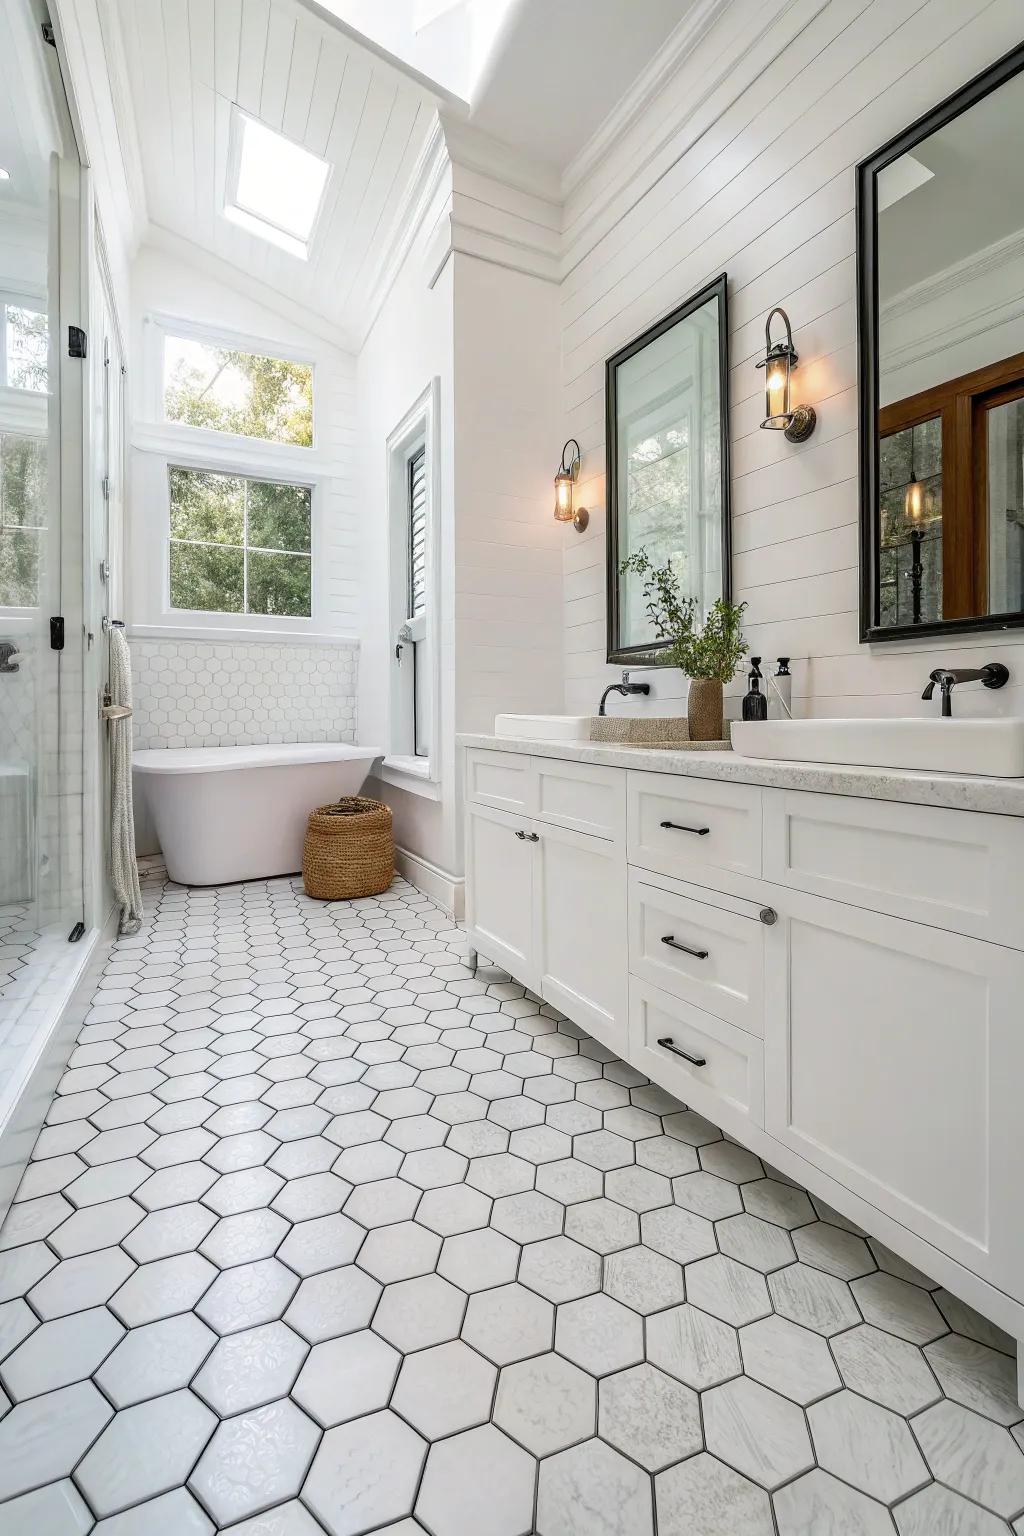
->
456, 732, 1024, 816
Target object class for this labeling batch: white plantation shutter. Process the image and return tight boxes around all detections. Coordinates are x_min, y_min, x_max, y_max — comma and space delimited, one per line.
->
408, 445, 427, 619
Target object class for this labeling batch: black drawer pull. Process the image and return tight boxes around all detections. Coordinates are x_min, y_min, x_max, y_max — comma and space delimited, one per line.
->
660, 819, 710, 836
661, 934, 709, 960
657, 1036, 707, 1067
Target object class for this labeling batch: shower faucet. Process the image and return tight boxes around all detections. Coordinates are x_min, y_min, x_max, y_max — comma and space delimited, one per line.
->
0, 640, 20, 674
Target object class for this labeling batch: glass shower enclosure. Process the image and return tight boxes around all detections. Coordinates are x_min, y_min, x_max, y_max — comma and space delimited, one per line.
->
0, 0, 85, 1145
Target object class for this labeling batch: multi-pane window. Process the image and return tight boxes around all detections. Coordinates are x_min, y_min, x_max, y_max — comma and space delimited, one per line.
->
0, 432, 47, 607
163, 334, 313, 447
2, 302, 48, 393
168, 466, 312, 617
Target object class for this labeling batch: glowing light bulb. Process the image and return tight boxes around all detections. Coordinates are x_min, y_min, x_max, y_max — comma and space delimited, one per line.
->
905, 480, 923, 521
0, 169, 10, 182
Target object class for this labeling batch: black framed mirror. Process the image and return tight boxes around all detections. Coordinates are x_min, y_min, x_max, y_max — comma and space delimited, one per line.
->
858, 43, 1024, 643
605, 273, 731, 665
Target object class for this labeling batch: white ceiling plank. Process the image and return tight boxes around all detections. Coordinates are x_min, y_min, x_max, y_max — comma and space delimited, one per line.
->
321, 76, 400, 284
259, 6, 295, 128
214, 0, 243, 101
162, 0, 196, 220
188, 0, 216, 89
236, 0, 271, 117
303, 43, 373, 275
332, 90, 425, 303
303, 33, 347, 156
125, 0, 176, 222
190, 81, 218, 249
282, 19, 322, 144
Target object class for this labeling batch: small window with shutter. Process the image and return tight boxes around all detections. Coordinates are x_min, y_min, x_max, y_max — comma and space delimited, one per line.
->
408, 445, 427, 619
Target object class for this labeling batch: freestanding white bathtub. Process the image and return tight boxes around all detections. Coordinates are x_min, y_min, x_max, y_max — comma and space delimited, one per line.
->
133, 742, 382, 887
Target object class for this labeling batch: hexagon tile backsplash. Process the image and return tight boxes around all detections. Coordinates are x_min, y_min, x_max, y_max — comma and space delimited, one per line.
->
131, 638, 358, 749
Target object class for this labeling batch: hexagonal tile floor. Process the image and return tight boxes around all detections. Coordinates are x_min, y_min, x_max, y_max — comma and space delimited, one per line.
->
1, 863, 1021, 1534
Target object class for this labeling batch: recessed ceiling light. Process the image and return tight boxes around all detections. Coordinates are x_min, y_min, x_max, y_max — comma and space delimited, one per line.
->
224, 109, 330, 260
0, 169, 11, 182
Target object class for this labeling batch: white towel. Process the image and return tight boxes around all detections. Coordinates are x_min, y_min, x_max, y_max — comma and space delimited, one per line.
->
109, 628, 143, 935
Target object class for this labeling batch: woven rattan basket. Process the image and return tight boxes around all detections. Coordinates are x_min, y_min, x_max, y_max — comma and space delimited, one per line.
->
303, 796, 394, 900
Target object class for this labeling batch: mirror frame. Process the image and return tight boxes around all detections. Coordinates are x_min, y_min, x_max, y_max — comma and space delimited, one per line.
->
605, 272, 732, 665
856, 42, 1024, 643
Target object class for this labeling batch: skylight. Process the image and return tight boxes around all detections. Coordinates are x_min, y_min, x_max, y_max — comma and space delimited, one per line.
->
224, 110, 330, 260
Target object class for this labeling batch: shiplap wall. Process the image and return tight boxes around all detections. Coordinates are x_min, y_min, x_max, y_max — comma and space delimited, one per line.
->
560, 0, 1024, 722
454, 255, 563, 735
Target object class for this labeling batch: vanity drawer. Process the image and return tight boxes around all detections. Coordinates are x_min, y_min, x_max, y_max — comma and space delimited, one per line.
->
532, 757, 625, 841
627, 771, 762, 882
465, 749, 533, 815
763, 790, 1024, 949
628, 976, 764, 1132
628, 869, 765, 1037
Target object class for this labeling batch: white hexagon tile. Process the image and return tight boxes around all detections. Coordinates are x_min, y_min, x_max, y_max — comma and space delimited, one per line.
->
0, 861, 1022, 1534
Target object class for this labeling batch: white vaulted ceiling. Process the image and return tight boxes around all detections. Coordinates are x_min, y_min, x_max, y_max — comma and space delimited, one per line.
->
108, 0, 445, 346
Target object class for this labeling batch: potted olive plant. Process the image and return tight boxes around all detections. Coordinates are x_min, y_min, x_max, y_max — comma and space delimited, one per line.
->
620, 550, 748, 741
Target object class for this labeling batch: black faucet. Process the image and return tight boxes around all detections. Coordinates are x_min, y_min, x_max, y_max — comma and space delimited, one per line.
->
921, 662, 1009, 717
598, 671, 651, 716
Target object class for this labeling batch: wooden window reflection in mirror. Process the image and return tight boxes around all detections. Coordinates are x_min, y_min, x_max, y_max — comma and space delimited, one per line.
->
879, 351, 1024, 628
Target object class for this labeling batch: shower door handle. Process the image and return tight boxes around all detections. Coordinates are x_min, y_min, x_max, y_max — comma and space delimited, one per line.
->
0, 641, 20, 674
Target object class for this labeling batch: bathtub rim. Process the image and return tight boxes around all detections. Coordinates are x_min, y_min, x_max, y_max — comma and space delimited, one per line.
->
133, 743, 383, 776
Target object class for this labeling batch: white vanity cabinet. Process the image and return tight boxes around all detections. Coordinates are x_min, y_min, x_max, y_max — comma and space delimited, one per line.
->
464, 753, 628, 1056
764, 889, 1024, 1297
463, 739, 1024, 1356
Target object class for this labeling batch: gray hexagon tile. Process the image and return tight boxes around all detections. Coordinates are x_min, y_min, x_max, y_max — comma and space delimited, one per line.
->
808, 1390, 930, 1505
304, 1409, 426, 1536
417, 1423, 536, 1536
0, 870, 1019, 1534
538, 1437, 652, 1536
656, 1452, 772, 1535
76, 1389, 217, 1518
599, 1363, 700, 1471
494, 1351, 595, 1455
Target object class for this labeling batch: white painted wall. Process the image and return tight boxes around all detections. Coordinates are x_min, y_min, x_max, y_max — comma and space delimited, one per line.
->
356, 176, 458, 883
557, 0, 1024, 723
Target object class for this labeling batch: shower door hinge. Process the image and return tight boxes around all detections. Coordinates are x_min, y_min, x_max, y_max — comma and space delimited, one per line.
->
102, 475, 110, 502
50, 616, 65, 650
68, 921, 85, 943
41, 20, 55, 47
68, 325, 87, 359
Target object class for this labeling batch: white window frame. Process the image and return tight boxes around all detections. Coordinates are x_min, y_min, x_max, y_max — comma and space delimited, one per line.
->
131, 311, 343, 637
379, 378, 441, 797
165, 460, 318, 624
141, 311, 319, 458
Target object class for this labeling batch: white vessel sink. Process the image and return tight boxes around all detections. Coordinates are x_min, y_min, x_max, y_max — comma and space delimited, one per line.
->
731, 718, 1024, 777
495, 714, 591, 741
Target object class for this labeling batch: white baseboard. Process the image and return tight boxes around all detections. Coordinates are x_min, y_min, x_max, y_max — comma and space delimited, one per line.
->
0, 906, 118, 1224
395, 846, 465, 919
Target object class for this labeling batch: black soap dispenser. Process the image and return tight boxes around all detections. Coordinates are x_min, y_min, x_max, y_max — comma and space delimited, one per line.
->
742, 657, 768, 722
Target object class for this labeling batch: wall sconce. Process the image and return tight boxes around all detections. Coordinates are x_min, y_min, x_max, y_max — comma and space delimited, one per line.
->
554, 439, 589, 531
756, 308, 816, 443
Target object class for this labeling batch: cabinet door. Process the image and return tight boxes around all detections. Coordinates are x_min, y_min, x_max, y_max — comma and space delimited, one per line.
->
465, 801, 538, 990
534, 820, 627, 1057
764, 889, 1024, 1298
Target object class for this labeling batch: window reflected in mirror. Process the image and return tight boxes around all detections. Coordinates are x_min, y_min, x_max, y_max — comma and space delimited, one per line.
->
860, 47, 1024, 639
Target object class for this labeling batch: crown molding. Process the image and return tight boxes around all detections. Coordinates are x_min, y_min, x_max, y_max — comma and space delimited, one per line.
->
441, 113, 562, 206
880, 227, 1024, 324
143, 224, 359, 356
561, 0, 733, 198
